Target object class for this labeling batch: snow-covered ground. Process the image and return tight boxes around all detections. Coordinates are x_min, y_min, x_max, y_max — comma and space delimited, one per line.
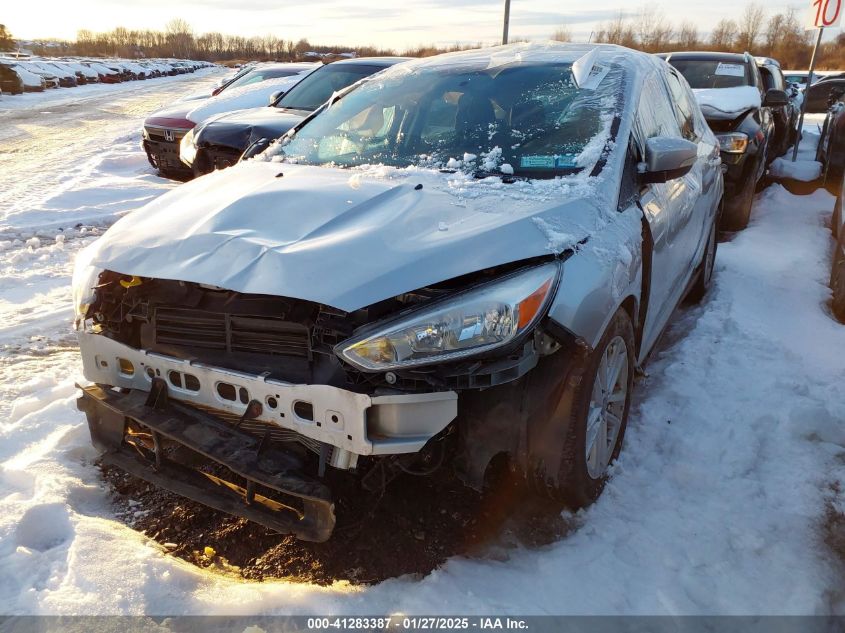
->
0, 86, 843, 615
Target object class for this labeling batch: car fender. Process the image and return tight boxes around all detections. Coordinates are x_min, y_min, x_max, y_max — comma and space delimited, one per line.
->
546, 206, 644, 353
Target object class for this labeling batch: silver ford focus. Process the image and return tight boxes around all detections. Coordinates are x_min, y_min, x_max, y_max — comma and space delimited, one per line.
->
72, 42, 723, 542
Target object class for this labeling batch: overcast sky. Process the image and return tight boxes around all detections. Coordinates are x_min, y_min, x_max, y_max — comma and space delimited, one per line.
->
5, 0, 812, 49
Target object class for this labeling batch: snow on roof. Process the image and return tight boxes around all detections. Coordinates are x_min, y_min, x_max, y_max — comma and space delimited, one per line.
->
186, 73, 312, 123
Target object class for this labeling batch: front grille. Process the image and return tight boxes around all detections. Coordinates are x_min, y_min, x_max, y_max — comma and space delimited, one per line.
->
144, 127, 186, 143
154, 307, 311, 358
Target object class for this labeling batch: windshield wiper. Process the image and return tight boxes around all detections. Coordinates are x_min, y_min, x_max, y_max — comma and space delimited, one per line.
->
472, 169, 518, 183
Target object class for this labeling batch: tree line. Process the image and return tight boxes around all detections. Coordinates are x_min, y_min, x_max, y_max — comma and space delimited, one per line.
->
5, 8, 845, 70
586, 4, 845, 70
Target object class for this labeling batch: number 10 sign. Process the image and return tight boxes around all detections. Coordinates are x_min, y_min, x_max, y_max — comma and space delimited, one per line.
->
809, 0, 842, 28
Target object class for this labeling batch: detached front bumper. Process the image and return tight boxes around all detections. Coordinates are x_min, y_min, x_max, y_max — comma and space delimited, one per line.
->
77, 332, 457, 541
77, 383, 336, 541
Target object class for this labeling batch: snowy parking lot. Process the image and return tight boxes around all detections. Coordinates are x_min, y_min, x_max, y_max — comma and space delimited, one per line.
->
0, 74, 844, 615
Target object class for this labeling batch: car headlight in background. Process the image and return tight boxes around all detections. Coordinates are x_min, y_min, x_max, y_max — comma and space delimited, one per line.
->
179, 128, 197, 166
716, 132, 749, 154
337, 263, 560, 371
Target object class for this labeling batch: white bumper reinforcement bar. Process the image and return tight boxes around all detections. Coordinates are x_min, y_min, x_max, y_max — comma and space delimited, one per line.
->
77, 332, 458, 462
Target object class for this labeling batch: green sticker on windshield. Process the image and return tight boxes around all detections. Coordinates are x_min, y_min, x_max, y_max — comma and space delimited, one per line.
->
520, 156, 556, 168
520, 155, 579, 169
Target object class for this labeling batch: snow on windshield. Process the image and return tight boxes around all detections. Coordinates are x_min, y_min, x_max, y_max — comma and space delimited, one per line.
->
259, 60, 622, 181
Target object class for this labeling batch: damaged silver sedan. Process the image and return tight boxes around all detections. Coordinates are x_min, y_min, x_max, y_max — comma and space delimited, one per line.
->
72, 42, 722, 542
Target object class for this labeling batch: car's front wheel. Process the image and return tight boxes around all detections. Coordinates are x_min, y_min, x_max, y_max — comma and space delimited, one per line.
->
535, 308, 635, 507
722, 167, 756, 231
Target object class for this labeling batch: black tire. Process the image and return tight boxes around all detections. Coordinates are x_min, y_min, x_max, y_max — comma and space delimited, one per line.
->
721, 170, 756, 231
688, 218, 717, 304
534, 308, 635, 507
831, 229, 845, 323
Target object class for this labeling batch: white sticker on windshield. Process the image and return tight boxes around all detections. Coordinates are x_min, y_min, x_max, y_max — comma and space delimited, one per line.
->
715, 63, 745, 77
578, 64, 611, 90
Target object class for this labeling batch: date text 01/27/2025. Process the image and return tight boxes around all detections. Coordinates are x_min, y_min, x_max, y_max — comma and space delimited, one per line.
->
306, 617, 530, 630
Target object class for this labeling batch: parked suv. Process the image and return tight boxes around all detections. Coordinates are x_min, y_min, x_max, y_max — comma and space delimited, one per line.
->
756, 57, 799, 157
818, 86, 845, 195
74, 43, 722, 542
660, 51, 786, 230
182, 57, 410, 175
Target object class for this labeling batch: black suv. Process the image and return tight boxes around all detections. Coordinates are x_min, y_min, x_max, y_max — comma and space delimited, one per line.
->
660, 52, 788, 230
756, 57, 799, 158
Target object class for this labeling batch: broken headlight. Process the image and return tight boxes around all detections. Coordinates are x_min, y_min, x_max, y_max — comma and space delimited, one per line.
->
336, 262, 560, 371
71, 245, 103, 329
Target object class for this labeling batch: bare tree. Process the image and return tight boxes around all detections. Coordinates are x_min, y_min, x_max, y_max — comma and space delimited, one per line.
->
551, 25, 572, 42
635, 5, 673, 52
710, 18, 738, 50
596, 13, 637, 47
676, 21, 699, 49
737, 2, 766, 52
0, 24, 15, 51
165, 18, 194, 58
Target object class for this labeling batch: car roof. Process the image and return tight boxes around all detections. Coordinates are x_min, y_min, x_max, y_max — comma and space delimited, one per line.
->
658, 51, 750, 63
259, 62, 318, 71
389, 42, 659, 75
327, 56, 413, 67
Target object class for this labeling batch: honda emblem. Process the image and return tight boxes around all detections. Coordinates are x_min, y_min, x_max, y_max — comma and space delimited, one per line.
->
163, 129, 175, 142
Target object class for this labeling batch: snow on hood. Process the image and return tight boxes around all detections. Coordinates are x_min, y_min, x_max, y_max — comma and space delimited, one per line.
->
80, 161, 605, 312
186, 74, 312, 124
692, 86, 762, 120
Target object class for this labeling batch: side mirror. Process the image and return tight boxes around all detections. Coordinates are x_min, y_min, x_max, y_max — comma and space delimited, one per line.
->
269, 90, 285, 105
640, 137, 697, 184
763, 89, 789, 107
240, 137, 271, 162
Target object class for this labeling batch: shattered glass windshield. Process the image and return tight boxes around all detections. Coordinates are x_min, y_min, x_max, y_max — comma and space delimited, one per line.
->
274, 61, 621, 178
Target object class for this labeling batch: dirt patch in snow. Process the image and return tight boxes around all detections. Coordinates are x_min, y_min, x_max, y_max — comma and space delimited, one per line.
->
101, 463, 574, 585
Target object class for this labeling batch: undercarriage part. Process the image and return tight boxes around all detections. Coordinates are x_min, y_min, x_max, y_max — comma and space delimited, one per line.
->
77, 383, 336, 542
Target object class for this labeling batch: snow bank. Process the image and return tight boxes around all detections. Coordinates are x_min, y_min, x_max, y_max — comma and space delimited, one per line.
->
769, 157, 822, 182
692, 86, 762, 119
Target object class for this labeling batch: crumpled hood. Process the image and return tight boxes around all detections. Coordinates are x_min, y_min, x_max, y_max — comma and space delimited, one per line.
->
693, 86, 761, 121
83, 162, 603, 311
195, 107, 309, 151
